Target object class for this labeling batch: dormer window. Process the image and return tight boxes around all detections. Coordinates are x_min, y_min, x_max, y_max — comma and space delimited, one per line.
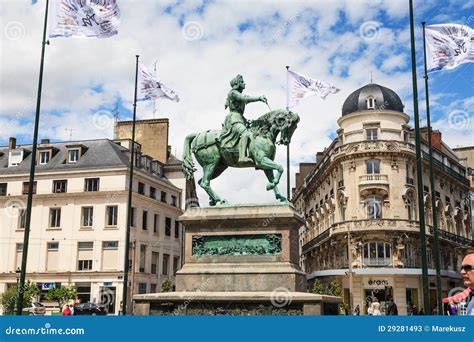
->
68, 149, 79, 163
8, 150, 23, 167
39, 151, 50, 164
367, 97, 376, 109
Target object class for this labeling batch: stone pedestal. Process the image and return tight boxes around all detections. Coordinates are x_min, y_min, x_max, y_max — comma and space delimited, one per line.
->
133, 204, 341, 315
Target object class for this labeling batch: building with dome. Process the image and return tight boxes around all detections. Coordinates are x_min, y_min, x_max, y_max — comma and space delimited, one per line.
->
292, 83, 473, 315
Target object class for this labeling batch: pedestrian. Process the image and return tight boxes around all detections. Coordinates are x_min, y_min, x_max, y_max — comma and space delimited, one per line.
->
418, 308, 424, 315
461, 250, 474, 315
69, 304, 74, 316
354, 304, 360, 316
62, 305, 71, 316
369, 297, 381, 316
447, 300, 457, 316
386, 297, 398, 316
411, 304, 418, 315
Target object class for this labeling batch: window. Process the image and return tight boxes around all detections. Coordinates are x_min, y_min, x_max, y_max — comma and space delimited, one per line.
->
363, 242, 391, 266
18, 209, 26, 229
142, 210, 148, 230
53, 180, 67, 193
77, 242, 93, 271
171, 195, 177, 207
84, 178, 99, 192
153, 214, 159, 234
403, 244, 416, 267
103, 241, 118, 249
150, 284, 157, 293
161, 191, 167, 203
106, 206, 118, 226
39, 151, 50, 164
130, 207, 136, 227
22, 181, 37, 195
68, 149, 79, 163
162, 254, 170, 275
366, 159, 380, 174
174, 221, 180, 238
151, 252, 159, 274
149, 187, 156, 199
366, 196, 382, 219
367, 97, 376, 109
82, 207, 94, 227
138, 283, 147, 294
0, 183, 7, 196
407, 197, 414, 221
15, 243, 23, 269
366, 128, 378, 140
165, 217, 172, 236
173, 256, 180, 275
139, 245, 146, 273
46, 242, 59, 271
102, 241, 118, 270
49, 208, 61, 228
138, 182, 145, 195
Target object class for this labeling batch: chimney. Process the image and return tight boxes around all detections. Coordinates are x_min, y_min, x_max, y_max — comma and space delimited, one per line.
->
8, 137, 16, 150
167, 145, 172, 160
41, 138, 50, 144
431, 130, 442, 150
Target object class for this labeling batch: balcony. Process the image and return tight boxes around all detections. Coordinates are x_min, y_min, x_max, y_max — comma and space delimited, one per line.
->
428, 226, 474, 247
422, 152, 469, 186
363, 258, 392, 267
406, 177, 414, 186
359, 174, 389, 196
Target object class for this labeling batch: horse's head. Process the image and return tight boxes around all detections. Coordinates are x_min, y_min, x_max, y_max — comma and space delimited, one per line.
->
270, 109, 300, 146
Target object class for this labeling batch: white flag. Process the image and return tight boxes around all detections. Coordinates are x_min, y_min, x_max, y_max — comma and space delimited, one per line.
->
49, 0, 121, 39
137, 63, 180, 102
287, 70, 340, 108
425, 24, 474, 73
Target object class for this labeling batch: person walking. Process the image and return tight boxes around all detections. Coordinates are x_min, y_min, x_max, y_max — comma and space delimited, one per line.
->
354, 304, 360, 316
386, 297, 398, 315
62, 305, 71, 316
461, 250, 474, 315
369, 297, 382, 316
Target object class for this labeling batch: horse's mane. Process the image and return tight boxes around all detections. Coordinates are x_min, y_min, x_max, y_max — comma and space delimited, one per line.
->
250, 109, 287, 133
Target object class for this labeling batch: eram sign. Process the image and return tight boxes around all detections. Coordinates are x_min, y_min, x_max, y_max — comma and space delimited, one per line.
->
366, 279, 390, 287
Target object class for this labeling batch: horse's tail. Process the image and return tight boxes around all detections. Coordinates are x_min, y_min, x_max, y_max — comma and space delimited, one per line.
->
182, 133, 197, 180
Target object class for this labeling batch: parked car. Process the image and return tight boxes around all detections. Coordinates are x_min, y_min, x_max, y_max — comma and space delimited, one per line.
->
23, 302, 46, 316
73, 303, 107, 316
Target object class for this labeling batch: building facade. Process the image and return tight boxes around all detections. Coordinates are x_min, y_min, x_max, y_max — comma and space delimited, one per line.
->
0, 138, 183, 315
293, 84, 473, 315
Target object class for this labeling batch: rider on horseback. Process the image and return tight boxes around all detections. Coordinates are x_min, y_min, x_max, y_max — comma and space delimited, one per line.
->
219, 74, 267, 164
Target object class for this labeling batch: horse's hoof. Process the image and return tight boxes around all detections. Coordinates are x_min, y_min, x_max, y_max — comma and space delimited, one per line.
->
209, 199, 217, 206
266, 183, 276, 191
277, 196, 288, 203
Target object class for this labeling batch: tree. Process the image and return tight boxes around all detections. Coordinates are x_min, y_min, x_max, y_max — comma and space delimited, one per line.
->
311, 279, 325, 295
0, 281, 39, 315
311, 279, 342, 297
161, 279, 173, 293
44, 286, 76, 312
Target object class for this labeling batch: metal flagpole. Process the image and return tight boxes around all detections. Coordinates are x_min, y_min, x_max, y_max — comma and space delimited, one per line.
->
16, 0, 50, 316
122, 55, 140, 315
409, 0, 430, 314
286, 65, 290, 200
422, 21, 443, 314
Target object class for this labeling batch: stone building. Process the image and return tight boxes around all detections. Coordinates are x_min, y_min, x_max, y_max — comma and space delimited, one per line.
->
0, 137, 183, 315
292, 83, 473, 315
453, 145, 474, 237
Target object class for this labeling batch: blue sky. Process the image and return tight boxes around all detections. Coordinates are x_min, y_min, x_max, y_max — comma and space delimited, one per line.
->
1, 0, 473, 203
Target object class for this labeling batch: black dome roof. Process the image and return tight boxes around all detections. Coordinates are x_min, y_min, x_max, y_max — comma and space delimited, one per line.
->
342, 83, 404, 116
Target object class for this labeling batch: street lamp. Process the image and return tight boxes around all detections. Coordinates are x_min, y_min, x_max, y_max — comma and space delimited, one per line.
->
15, 267, 21, 285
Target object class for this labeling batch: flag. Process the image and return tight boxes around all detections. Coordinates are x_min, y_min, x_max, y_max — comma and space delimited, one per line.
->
137, 63, 180, 102
287, 70, 340, 108
49, 0, 121, 39
425, 23, 474, 73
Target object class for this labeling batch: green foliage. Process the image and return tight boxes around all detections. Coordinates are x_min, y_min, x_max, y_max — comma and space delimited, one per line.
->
311, 279, 342, 297
44, 286, 76, 312
161, 279, 173, 293
0, 281, 39, 315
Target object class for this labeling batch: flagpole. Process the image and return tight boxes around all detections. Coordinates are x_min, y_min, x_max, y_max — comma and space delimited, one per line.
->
122, 54, 139, 316
286, 65, 290, 200
409, 0, 430, 314
422, 21, 443, 315
16, 0, 50, 316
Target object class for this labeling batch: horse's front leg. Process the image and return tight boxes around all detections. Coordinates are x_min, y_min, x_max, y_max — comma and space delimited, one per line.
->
264, 170, 287, 202
256, 156, 284, 191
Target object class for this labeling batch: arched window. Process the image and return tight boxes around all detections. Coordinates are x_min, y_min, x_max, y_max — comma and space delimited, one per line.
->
407, 197, 414, 221
363, 242, 391, 266
367, 97, 376, 109
366, 196, 382, 219
402, 244, 416, 267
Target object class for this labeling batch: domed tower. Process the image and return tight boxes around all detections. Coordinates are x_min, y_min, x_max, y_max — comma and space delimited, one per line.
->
292, 83, 472, 316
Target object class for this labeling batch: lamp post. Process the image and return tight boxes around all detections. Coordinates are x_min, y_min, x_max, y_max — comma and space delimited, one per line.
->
15, 267, 21, 285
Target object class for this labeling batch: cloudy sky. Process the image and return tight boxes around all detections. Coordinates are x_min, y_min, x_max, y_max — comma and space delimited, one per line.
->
1, 0, 473, 205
